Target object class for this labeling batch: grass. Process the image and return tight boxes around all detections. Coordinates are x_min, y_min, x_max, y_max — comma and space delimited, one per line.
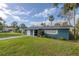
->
0, 36, 79, 56
0, 32, 23, 38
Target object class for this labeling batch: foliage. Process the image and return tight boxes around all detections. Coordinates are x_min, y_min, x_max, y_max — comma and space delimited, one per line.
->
48, 15, 54, 25
11, 21, 17, 28
11, 21, 19, 32
76, 18, 79, 39
41, 23, 46, 27
20, 23, 26, 29
20, 23, 26, 34
63, 3, 76, 14
54, 23, 60, 26
0, 22, 3, 30
61, 3, 79, 40
48, 15, 54, 21
15, 26, 20, 33
0, 17, 4, 30
59, 37, 65, 40
37, 30, 44, 37
53, 3, 59, 7
76, 18, 79, 32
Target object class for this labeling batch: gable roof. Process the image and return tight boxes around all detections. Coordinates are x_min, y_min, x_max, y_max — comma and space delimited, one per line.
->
26, 26, 73, 30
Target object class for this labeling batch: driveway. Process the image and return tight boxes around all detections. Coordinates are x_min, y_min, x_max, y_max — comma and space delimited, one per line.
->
0, 36, 25, 40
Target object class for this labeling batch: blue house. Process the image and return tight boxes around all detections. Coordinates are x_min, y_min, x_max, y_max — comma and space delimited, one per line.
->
26, 26, 71, 40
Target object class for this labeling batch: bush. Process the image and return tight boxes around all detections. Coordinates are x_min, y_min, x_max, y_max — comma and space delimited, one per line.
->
76, 35, 79, 40
59, 37, 65, 40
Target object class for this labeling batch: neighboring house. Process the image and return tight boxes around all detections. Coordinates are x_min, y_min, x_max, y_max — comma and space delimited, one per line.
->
3, 26, 13, 32
25, 26, 72, 40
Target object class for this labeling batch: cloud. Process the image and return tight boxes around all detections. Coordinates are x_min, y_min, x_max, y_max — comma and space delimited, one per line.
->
10, 6, 32, 16
0, 3, 8, 9
0, 3, 8, 19
12, 15, 21, 21
0, 3, 32, 17
0, 10, 7, 19
12, 15, 29, 22
0, 3, 31, 24
33, 8, 56, 18
11, 9, 32, 16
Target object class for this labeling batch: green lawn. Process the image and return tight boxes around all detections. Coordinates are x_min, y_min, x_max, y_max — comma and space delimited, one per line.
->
0, 36, 79, 56
0, 32, 23, 38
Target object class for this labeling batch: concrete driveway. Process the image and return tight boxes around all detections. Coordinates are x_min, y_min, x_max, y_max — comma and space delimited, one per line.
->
0, 36, 25, 40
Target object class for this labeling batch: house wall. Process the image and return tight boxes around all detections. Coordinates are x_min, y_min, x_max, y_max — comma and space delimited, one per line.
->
26, 30, 34, 36
27, 30, 31, 36
26, 29, 69, 40
44, 29, 69, 40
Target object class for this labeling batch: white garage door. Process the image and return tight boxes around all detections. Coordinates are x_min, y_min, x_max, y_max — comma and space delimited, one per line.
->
27, 30, 31, 36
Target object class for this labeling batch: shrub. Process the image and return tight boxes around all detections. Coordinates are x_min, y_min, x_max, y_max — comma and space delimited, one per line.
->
59, 37, 65, 40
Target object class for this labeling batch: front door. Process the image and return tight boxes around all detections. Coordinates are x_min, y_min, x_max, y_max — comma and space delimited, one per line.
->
34, 30, 38, 36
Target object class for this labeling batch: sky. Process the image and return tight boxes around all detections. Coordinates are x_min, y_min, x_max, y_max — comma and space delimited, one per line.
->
0, 3, 79, 27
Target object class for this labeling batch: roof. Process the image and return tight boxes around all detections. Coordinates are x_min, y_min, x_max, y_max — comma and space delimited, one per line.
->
26, 26, 73, 30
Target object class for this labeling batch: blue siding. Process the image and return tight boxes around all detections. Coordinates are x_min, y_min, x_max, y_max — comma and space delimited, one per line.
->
44, 29, 69, 40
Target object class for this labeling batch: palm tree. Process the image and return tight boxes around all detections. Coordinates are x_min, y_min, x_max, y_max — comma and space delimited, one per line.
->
53, 3, 59, 7
48, 15, 54, 26
41, 23, 46, 27
53, 3, 79, 40
63, 3, 79, 40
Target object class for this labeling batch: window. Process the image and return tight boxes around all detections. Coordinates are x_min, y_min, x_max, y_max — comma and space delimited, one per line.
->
45, 30, 58, 34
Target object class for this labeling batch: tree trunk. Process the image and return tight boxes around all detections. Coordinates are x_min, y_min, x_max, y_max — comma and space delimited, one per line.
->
68, 16, 71, 26
73, 9, 76, 40
51, 21, 52, 26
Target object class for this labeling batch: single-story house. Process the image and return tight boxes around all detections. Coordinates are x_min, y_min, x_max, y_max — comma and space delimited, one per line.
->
25, 26, 72, 40
0, 26, 13, 32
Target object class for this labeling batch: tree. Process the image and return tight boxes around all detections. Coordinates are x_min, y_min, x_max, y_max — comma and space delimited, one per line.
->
63, 3, 79, 40
11, 21, 18, 32
20, 23, 26, 34
41, 23, 46, 27
37, 30, 44, 37
54, 23, 60, 26
20, 23, 26, 29
53, 3, 59, 7
0, 17, 6, 31
53, 3, 73, 26
76, 18, 79, 35
48, 15, 54, 26
53, 3, 79, 40
76, 18, 79, 30
0, 22, 3, 30
62, 21, 69, 26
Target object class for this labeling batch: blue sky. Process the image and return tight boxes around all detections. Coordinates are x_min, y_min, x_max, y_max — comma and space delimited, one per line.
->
0, 3, 79, 26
